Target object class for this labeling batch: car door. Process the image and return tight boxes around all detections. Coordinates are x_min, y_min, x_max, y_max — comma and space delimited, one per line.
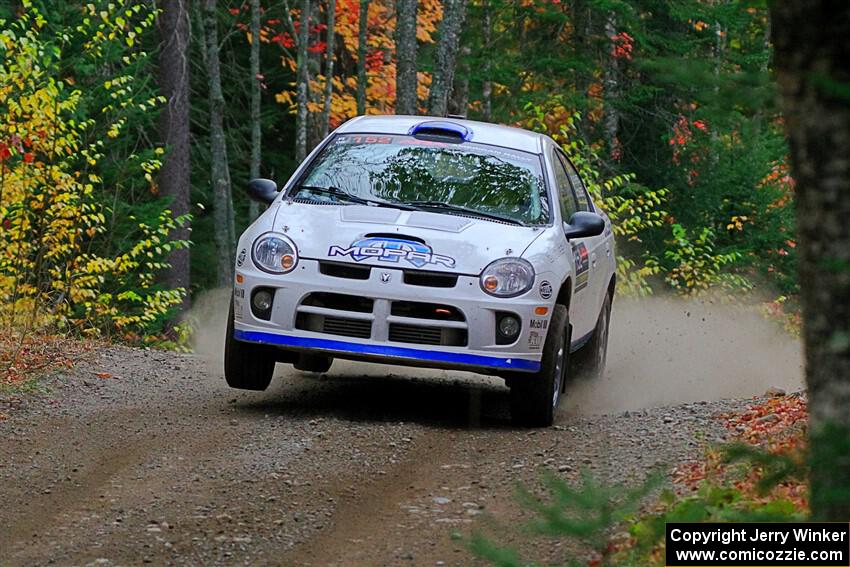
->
549, 148, 594, 340
555, 151, 611, 337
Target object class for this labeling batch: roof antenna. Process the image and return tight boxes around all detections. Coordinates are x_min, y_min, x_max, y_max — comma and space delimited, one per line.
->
446, 113, 467, 120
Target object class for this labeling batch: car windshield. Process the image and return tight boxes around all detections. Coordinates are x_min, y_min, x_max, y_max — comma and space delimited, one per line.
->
293, 134, 550, 225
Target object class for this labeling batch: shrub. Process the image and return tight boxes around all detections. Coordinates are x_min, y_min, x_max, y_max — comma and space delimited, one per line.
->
0, 2, 189, 340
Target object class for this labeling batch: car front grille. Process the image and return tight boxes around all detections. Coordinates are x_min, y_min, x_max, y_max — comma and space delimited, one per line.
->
323, 316, 372, 339
295, 293, 468, 347
318, 261, 372, 280
302, 292, 373, 313
317, 260, 458, 289
390, 301, 465, 322
402, 270, 458, 288
295, 312, 373, 339
388, 323, 468, 347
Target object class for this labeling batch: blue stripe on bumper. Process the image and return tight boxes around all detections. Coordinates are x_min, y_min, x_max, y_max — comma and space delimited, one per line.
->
233, 329, 541, 372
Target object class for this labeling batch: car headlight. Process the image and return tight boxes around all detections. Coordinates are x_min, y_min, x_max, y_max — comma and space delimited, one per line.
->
480, 258, 535, 297
252, 233, 298, 274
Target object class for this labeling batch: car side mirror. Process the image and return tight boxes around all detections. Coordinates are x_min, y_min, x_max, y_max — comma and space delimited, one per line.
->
247, 178, 280, 205
563, 211, 605, 239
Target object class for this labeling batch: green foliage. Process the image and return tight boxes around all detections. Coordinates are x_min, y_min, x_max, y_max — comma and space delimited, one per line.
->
619, 445, 807, 567
663, 224, 750, 294
662, 115, 795, 294
524, 105, 668, 296
471, 445, 807, 567
615, 0, 794, 295
470, 471, 663, 567
808, 422, 850, 520
460, 0, 795, 301
723, 443, 806, 498
3, 0, 800, 319
0, 1, 189, 339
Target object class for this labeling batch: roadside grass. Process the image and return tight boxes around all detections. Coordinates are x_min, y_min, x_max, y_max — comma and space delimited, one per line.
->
0, 322, 192, 422
0, 333, 97, 416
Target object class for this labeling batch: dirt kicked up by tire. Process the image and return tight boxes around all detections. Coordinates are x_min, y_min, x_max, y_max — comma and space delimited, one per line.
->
572, 293, 612, 381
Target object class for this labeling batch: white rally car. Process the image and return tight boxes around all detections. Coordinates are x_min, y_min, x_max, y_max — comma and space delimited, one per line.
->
224, 115, 615, 426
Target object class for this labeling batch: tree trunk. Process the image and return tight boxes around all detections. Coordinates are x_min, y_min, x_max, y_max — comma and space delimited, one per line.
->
156, 0, 192, 313
572, 0, 594, 134
321, 0, 337, 138
481, 0, 492, 121
356, 0, 370, 115
204, 0, 236, 286
295, 0, 312, 160
249, 0, 261, 222
427, 0, 467, 117
602, 13, 620, 163
448, 46, 470, 117
771, 1, 850, 520
395, 0, 418, 115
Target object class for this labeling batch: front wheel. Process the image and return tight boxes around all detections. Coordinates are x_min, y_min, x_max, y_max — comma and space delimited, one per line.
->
509, 304, 570, 427
224, 301, 276, 391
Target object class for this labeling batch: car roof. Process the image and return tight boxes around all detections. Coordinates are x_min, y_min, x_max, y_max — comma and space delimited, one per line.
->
335, 115, 549, 155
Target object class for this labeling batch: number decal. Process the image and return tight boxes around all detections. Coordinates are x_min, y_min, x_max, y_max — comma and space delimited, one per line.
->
573, 243, 590, 292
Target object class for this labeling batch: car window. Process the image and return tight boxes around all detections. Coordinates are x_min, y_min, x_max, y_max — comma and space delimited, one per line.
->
296, 135, 551, 226
551, 149, 578, 221
556, 152, 593, 212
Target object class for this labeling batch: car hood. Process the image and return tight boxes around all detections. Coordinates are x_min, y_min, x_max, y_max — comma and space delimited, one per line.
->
271, 202, 545, 275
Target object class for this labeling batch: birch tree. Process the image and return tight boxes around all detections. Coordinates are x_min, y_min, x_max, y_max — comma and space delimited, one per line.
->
395, 0, 418, 114
203, 0, 236, 285
602, 13, 620, 161
427, 0, 467, 117
157, 0, 192, 312
771, 0, 850, 520
295, 0, 311, 160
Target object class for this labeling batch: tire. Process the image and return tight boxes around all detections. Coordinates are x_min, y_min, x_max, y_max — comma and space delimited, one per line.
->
510, 304, 570, 427
572, 292, 611, 381
224, 301, 276, 391
293, 354, 333, 373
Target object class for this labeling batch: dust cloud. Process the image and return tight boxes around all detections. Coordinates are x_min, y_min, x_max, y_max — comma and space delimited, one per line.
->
189, 288, 232, 366
563, 297, 805, 415
189, 288, 805, 415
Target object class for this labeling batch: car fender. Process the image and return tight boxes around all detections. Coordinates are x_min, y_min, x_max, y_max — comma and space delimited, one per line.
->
521, 225, 575, 317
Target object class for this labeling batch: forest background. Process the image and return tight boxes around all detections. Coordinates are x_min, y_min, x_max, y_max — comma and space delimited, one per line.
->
0, 0, 797, 347
6, 1, 850, 561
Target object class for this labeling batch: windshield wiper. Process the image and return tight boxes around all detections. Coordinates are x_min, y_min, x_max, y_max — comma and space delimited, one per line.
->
295, 185, 417, 211
406, 201, 526, 226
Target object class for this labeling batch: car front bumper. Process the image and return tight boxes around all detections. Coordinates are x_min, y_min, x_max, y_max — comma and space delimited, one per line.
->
232, 259, 553, 374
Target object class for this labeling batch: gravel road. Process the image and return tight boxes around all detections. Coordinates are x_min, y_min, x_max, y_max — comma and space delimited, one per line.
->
0, 299, 803, 566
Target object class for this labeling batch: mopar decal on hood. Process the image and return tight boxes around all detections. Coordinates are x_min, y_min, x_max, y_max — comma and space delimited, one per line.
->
328, 237, 456, 268
271, 203, 545, 274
